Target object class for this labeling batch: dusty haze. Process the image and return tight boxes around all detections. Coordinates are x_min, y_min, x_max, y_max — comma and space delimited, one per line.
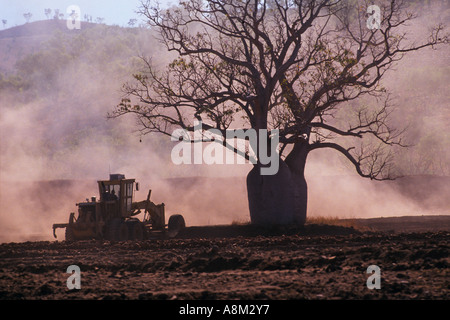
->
0, 2, 449, 243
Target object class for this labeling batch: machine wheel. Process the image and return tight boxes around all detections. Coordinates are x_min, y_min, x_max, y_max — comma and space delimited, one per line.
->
106, 219, 128, 241
127, 221, 144, 241
65, 226, 76, 242
168, 214, 185, 237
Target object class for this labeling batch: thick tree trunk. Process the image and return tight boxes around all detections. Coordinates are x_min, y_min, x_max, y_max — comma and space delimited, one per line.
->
285, 142, 309, 225
246, 141, 309, 225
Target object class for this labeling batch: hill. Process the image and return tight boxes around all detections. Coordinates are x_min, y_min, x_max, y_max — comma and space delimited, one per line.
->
0, 18, 174, 182
0, 19, 97, 39
0, 20, 102, 73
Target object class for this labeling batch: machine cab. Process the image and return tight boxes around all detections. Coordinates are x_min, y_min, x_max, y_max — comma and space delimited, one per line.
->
98, 174, 136, 217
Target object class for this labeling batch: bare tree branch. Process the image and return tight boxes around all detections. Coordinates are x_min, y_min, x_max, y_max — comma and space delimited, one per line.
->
111, 0, 448, 180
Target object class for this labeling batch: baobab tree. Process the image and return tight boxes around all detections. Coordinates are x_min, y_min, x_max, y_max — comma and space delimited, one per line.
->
111, 0, 447, 225
23, 13, 32, 23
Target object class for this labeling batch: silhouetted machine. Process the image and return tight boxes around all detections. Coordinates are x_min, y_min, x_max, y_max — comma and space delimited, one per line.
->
52, 174, 185, 241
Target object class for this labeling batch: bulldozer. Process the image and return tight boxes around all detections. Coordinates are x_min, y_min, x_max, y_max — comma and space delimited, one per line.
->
52, 174, 185, 241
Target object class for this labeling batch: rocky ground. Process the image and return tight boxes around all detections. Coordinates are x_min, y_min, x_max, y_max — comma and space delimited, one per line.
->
0, 217, 448, 300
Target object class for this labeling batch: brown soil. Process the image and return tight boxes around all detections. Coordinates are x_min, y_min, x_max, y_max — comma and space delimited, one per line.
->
0, 216, 448, 300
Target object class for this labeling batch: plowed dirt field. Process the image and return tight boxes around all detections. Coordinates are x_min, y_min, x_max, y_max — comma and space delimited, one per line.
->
0, 216, 448, 300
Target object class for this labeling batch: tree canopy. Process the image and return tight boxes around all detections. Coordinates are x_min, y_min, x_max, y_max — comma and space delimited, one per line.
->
112, 0, 447, 181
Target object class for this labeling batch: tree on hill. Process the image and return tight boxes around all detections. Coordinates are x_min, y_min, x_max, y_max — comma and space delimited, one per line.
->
1, 20, 6, 29
45, 9, 52, 19
53, 9, 60, 20
128, 18, 138, 27
111, 0, 448, 225
23, 13, 32, 23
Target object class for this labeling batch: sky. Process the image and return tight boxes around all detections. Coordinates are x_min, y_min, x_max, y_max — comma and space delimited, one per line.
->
0, 0, 175, 28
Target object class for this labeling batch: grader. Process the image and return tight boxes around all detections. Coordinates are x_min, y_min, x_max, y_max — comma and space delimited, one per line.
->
52, 174, 185, 241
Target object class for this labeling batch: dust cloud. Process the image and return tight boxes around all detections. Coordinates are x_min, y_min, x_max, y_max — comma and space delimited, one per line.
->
0, 2, 449, 243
